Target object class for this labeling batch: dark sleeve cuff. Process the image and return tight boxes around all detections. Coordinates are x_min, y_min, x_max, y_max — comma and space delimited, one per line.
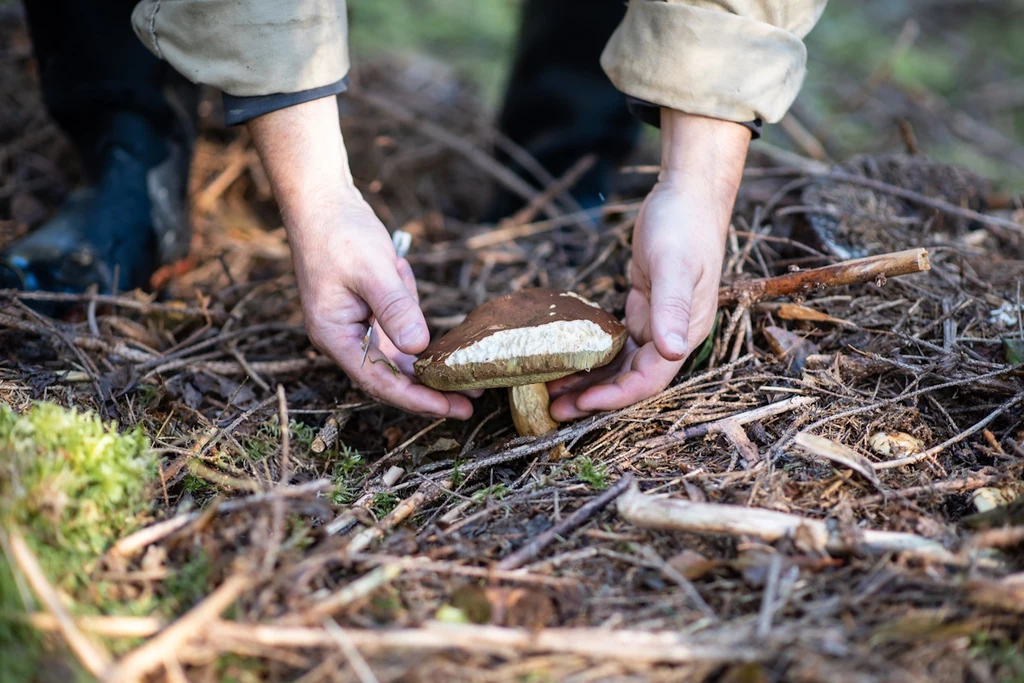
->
625, 96, 762, 140
222, 77, 349, 126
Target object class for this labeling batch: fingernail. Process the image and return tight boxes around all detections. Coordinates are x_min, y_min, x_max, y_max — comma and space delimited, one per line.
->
666, 332, 688, 356
399, 323, 423, 348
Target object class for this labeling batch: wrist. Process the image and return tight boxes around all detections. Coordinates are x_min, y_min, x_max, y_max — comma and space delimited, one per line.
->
247, 96, 361, 232
658, 108, 749, 189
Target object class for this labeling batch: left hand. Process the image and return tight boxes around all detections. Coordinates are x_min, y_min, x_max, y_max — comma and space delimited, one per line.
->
548, 109, 750, 420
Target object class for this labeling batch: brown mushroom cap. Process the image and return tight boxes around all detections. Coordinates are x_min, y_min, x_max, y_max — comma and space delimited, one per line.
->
414, 288, 628, 391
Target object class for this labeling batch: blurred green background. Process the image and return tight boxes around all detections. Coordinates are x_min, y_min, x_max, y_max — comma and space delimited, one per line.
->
348, 0, 1024, 189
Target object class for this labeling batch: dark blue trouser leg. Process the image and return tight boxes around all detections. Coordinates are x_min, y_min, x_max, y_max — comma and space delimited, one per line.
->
489, 0, 643, 220
1, 1, 197, 300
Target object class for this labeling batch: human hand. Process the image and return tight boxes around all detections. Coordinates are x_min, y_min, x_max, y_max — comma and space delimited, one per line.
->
248, 97, 474, 419
548, 110, 750, 420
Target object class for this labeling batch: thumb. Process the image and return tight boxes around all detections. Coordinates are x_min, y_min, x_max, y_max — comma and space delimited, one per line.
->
355, 263, 429, 355
649, 255, 698, 361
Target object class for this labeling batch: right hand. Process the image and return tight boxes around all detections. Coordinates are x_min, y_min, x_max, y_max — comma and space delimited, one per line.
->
248, 97, 474, 419
293, 190, 474, 419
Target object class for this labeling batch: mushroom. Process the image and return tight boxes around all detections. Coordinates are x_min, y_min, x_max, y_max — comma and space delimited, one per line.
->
414, 288, 628, 458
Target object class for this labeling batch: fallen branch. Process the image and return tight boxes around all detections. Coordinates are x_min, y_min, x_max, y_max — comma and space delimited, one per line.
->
209, 620, 764, 664
616, 483, 956, 563
495, 474, 634, 570
0, 289, 221, 320
312, 410, 351, 454
718, 248, 931, 306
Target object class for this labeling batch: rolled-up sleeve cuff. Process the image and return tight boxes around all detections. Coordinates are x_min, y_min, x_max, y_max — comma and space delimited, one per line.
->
601, 1, 809, 125
131, 0, 350, 98
625, 95, 763, 139
223, 77, 349, 126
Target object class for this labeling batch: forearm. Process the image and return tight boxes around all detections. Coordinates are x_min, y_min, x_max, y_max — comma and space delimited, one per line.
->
658, 109, 750, 218
246, 97, 356, 252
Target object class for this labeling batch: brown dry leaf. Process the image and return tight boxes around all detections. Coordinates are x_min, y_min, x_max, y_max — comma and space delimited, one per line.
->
777, 303, 853, 327
382, 426, 404, 450
667, 549, 719, 581
763, 326, 820, 374
794, 432, 885, 492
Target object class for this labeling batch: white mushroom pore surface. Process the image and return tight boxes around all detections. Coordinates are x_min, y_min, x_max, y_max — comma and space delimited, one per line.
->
444, 319, 612, 367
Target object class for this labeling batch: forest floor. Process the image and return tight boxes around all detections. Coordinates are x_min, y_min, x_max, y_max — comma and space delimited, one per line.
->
2, 3, 1024, 682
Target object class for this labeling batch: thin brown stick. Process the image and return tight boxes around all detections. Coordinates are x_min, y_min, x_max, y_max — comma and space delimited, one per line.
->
496, 473, 635, 571
110, 479, 333, 556
283, 565, 403, 625
0, 289, 220, 319
718, 248, 931, 306
209, 620, 765, 664
346, 476, 453, 556
851, 472, 1007, 508
105, 573, 252, 683
322, 618, 380, 683
636, 396, 817, 453
13, 613, 163, 638
349, 553, 579, 587
616, 484, 956, 563
505, 153, 596, 228
6, 528, 112, 676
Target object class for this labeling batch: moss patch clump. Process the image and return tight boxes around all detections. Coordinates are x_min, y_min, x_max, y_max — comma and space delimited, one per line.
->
0, 401, 158, 681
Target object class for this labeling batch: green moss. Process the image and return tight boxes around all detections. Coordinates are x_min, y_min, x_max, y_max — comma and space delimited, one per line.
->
244, 419, 317, 462
472, 483, 508, 503
330, 446, 364, 505
573, 456, 608, 491
0, 401, 158, 680
371, 493, 399, 518
0, 402, 155, 580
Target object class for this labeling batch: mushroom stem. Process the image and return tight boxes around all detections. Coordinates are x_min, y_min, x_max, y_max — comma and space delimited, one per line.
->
508, 383, 569, 460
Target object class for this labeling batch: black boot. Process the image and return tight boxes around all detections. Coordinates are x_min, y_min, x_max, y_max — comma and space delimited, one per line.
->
1, 0, 197, 303
487, 0, 642, 222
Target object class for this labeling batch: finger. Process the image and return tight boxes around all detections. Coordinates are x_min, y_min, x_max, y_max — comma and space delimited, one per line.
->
624, 289, 653, 345
649, 254, 699, 361
352, 260, 430, 356
327, 321, 473, 419
554, 342, 682, 419
547, 337, 637, 398
396, 257, 420, 304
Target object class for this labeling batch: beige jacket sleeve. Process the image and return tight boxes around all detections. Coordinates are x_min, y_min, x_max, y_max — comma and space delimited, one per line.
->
601, 0, 828, 125
130, 0, 350, 97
